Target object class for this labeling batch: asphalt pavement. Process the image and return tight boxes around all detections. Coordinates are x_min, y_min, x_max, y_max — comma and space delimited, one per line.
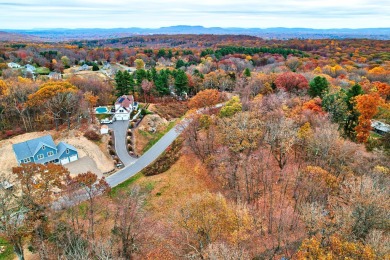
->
108, 120, 137, 166
106, 122, 186, 187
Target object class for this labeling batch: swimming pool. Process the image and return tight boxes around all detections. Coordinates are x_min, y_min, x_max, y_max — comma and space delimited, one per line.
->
95, 106, 109, 114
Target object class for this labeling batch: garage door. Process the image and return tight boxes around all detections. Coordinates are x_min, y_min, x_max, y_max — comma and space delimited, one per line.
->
60, 157, 70, 165
69, 155, 78, 162
115, 114, 129, 121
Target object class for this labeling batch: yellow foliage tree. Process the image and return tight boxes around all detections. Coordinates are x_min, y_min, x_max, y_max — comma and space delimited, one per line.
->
297, 235, 376, 260
0, 79, 7, 95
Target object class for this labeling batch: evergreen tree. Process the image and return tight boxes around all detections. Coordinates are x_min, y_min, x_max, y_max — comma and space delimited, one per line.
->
243, 68, 251, 77
155, 69, 170, 96
176, 59, 186, 69
167, 49, 173, 59
343, 84, 363, 139
174, 70, 189, 95
115, 70, 134, 96
135, 69, 147, 87
115, 71, 126, 96
308, 76, 329, 98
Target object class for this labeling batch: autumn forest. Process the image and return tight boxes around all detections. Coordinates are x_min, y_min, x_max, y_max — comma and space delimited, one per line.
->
0, 34, 389, 259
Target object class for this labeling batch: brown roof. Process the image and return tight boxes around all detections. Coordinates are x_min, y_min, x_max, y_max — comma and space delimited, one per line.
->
115, 95, 134, 108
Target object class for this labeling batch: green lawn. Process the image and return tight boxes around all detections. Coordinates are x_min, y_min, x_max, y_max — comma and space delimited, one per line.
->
110, 173, 143, 197
95, 114, 111, 120
0, 238, 14, 260
142, 120, 177, 153
36, 67, 50, 75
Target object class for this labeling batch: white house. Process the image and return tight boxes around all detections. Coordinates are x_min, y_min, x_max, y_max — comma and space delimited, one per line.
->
25, 64, 36, 73
8, 62, 21, 68
102, 62, 111, 70
78, 64, 90, 71
48, 72, 62, 80
114, 95, 138, 121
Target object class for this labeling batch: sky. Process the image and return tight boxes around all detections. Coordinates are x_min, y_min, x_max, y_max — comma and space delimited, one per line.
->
1, 0, 389, 29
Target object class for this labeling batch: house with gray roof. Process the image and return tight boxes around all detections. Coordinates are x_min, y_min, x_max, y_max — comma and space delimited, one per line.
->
372, 120, 390, 135
12, 135, 78, 166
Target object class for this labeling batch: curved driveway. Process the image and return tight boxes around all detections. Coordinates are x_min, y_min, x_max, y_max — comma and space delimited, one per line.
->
108, 120, 137, 166
106, 121, 186, 187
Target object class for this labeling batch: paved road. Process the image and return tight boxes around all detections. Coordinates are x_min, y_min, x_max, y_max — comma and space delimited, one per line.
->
106, 122, 186, 187
115, 63, 136, 72
108, 120, 137, 166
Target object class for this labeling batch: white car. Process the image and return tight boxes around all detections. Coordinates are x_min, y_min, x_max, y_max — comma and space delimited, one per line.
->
100, 118, 113, 124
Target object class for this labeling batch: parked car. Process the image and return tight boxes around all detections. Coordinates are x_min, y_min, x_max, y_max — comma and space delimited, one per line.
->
116, 162, 124, 168
101, 118, 113, 124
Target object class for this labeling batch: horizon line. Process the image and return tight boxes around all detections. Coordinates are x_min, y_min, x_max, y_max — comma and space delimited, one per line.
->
1, 25, 390, 31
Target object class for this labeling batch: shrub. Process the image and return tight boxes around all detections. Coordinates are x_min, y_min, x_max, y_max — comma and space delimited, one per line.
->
143, 138, 183, 176
84, 130, 101, 141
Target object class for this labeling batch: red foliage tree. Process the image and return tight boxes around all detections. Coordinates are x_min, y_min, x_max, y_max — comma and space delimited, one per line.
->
275, 72, 309, 92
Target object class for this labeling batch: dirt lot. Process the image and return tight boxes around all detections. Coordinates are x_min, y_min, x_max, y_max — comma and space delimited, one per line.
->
62, 69, 110, 80
134, 114, 169, 154
0, 130, 114, 180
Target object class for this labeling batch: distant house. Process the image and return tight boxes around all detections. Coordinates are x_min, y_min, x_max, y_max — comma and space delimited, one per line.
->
12, 135, 79, 166
78, 64, 90, 71
25, 64, 36, 73
114, 95, 138, 121
48, 72, 62, 80
102, 62, 111, 70
8, 62, 21, 68
372, 120, 390, 135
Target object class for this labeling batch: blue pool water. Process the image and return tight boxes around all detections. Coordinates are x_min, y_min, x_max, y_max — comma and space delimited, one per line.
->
95, 107, 109, 114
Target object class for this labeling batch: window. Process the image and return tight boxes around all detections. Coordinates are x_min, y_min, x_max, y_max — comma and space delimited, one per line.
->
37, 154, 44, 160
47, 151, 54, 157
42, 145, 45, 150
66, 148, 69, 154
23, 158, 31, 163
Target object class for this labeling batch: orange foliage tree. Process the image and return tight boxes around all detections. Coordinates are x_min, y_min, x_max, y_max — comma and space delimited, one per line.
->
355, 93, 385, 143
188, 89, 224, 109
373, 81, 390, 101
302, 98, 325, 115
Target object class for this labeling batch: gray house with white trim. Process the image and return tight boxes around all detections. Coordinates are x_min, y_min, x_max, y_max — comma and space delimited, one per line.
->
12, 135, 78, 165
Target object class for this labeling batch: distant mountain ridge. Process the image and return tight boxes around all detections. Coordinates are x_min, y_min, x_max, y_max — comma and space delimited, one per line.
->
1, 26, 390, 41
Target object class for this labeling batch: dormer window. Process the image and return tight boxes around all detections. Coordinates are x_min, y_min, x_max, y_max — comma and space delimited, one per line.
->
42, 145, 45, 150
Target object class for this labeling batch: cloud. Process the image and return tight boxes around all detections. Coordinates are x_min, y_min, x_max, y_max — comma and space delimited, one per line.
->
0, 0, 389, 29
